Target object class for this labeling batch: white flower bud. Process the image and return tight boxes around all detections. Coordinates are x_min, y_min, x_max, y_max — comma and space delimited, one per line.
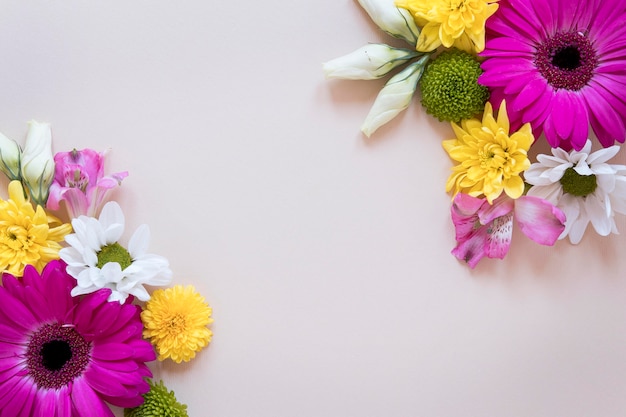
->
323, 44, 419, 80
0, 132, 21, 180
361, 55, 429, 137
21, 120, 55, 206
357, 0, 420, 45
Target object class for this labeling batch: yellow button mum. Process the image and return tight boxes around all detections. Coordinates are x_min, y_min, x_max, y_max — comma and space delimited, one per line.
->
142, 285, 213, 363
0, 180, 72, 277
396, 0, 499, 54
442, 101, 533, 204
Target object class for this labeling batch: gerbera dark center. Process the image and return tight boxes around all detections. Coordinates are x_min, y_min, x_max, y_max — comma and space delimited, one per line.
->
534, 31, 597, 90
27, 323, 91, 389
560, 167, 597, 197
97, 242, 132, 269
552, 46, 581, 70
41, 340, 73, 371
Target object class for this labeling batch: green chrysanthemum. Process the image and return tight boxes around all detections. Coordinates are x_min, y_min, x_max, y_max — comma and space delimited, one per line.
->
419, 48, 489, 123
124, 380, 189, 417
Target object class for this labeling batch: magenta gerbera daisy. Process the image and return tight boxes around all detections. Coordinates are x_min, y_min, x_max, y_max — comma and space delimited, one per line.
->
0, 260, 155, 416
479, 0, 626, 150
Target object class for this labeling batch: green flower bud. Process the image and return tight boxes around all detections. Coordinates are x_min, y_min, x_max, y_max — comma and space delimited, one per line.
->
323, 44, 420, 80
21, 120, 55, 207
125, 379, 189, 417
419, 49, 489, 123
0, 132, 21, 181
357, 0, 420, 46
361, 54, 430, 137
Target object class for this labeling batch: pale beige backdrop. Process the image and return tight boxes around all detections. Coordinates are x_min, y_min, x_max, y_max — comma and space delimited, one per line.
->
1, 1, 626, 416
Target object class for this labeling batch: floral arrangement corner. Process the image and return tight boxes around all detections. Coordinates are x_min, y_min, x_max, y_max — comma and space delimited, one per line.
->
0, 120, 214, 415
323, 0, 626, 268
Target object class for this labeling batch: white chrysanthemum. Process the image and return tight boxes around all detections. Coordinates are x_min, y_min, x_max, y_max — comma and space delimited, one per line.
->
525, 140, 626, 244
59, 201, 172, 303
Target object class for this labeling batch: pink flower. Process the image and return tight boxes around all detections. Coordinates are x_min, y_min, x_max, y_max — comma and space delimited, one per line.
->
47, 149, 128, 218
451, 193, 566, 268
479, 0, 626, 150
0, 260, 155, 415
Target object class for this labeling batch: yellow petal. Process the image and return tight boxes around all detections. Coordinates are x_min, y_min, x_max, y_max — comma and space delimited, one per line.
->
504, 175, 525, 199
416, 22, 443, 52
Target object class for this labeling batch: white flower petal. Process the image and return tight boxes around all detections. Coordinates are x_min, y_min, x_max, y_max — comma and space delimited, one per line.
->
585, 194, 613, 236
568, 215, 589, 244
527, 183, 562, 204
586, 145, 620, 165
100, 262, 124, 284
611, 177, 626, 214
128, 224, 150, 258
536, 153, 569, 167
99, 201, 125, 242
127, 285, 151, 302
596, 171, 616, 193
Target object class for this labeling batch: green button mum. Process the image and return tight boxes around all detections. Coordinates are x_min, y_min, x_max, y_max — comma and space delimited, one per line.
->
419, 48, 489, 123
124, 379, 188, 417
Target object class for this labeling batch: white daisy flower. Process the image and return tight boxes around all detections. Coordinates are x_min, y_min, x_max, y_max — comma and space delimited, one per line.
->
525, 140, 626, 244
60, 201, 172, 303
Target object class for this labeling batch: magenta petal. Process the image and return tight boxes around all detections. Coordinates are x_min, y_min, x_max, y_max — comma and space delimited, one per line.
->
71, 378, 116, 417
92, 343, 135, 361
520, 85, 552, 123
54, 385, 73, 417
478, 70, 516, 87
497, 2, 542, 40
514, 196, 566, 245
85, 361, 144, 398
485, 36, 534, 53
0, 376, 35, 417
125, 338, 157, 362
542, 112, 560, 148
100, 392, 145, 409
552, 92, 575, 141
511, 78, 548, 112
94, 358, 140, 373
0, 288, 38, 331
481, 57, 534, 73
0, 343, 21, 359
528, 0, 555, 33
504, 73, 539, 95
73, 290, 112, 334
568, 95, 590, 151
33, 388, 57, 416
583, 87, 626, 147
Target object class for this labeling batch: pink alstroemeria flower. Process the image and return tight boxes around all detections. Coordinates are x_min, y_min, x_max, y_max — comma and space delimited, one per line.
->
47, 149, 128, 218
451, 193, 566, 268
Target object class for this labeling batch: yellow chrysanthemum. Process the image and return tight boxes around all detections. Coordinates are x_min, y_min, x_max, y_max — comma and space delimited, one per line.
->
141, 285, 213, 363
396, 0, 499, 54
0, 180, 72, 277
442, 100, 533, 203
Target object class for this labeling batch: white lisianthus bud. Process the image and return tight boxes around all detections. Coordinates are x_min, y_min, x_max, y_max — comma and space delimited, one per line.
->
0, 132, 21, 181
361, 55, 429, 137
21, 120, 55, 206
357, 0, 420, 46
323, 44, 420, 80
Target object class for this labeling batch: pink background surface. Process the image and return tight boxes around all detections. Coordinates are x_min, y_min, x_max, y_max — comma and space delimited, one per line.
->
1, 1, 626, 416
